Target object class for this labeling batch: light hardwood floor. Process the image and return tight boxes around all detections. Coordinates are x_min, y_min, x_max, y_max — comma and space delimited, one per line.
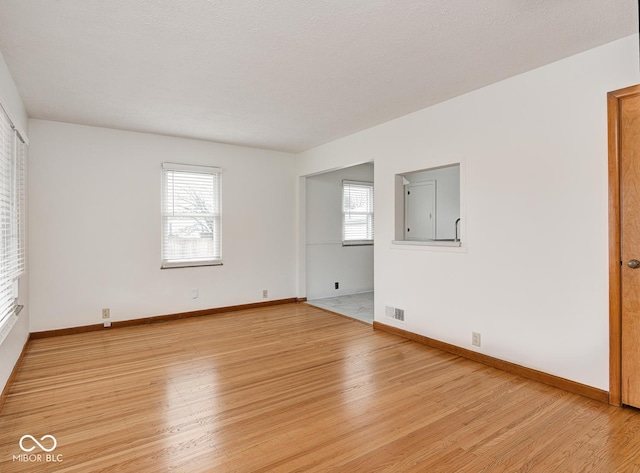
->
1, 303, 640, 472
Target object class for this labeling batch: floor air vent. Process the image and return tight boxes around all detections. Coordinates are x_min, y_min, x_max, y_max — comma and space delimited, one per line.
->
385, 306, 405, 322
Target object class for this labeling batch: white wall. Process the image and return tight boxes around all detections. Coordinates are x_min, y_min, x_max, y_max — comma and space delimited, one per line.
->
306, 163, 374, 299
28, 120, 296, 332
0, 50, 29, 394
296, 35, 640, 390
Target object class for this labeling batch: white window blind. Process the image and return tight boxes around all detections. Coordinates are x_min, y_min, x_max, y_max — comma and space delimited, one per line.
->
162, 163, 222, 268
0, 107, 26, 330
342, 180, 374, 245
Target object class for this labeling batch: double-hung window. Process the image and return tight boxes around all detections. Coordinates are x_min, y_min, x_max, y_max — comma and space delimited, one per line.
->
342, 180, 374, 245
161, 163, 222, 268
0, 107, 26, 331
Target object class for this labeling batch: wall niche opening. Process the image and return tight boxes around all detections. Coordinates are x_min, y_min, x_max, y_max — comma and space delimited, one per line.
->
394, 163, 461, 247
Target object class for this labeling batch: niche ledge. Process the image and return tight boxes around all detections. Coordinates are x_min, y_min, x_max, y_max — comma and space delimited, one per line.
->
392, 240, 461, 247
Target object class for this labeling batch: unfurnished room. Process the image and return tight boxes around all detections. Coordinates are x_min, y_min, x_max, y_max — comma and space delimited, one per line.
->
2, 1, 640, 471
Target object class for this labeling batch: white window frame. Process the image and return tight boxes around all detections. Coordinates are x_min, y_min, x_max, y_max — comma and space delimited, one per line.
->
0, 107, 26, 334
161, 162, 222, 269
342, 180, 374, 246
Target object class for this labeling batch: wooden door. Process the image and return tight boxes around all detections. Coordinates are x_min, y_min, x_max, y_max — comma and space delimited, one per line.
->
620, 93, 640, 408
609, 84, 640, 407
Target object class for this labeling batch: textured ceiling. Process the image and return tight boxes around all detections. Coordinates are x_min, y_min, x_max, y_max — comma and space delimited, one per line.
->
0, 0, 636, 153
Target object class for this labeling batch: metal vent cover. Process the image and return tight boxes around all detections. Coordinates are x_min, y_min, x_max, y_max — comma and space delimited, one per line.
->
385, 306, 405, 321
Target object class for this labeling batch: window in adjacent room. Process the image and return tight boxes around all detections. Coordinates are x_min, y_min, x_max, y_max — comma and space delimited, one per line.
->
161, 163, 222, 268
0, 107, 26, 332
342, 180, 374, 245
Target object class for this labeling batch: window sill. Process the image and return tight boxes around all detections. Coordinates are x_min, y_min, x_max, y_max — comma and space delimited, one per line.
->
0, 305, 23, 346
342, 241, 374, 247
161, 261, 223, 269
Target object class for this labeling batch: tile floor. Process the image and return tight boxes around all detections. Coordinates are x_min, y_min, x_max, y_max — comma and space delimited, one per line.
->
306, 291, 374, 324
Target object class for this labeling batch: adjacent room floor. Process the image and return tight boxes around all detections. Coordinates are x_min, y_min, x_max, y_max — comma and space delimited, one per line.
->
306, 291, 374, 324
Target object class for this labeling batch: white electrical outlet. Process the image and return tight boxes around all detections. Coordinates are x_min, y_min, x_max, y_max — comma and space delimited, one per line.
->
191, 289, 199, 299
102, 308, 110, 319
472, 332, 481, 347
104, 320, 111, 328
262, 289, 268, 298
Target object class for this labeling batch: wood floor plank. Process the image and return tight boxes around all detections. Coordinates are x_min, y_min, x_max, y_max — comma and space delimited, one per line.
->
1, 303, 640, 472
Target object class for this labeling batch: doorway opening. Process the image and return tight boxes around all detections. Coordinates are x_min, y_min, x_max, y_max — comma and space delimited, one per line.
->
304, 162, 374, 324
